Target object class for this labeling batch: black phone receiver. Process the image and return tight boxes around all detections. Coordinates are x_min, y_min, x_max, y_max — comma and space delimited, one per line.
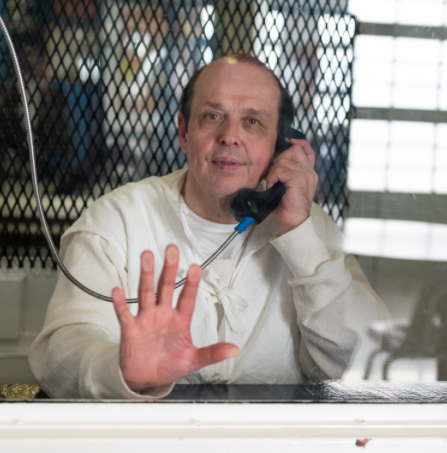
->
230, 127, 306, 224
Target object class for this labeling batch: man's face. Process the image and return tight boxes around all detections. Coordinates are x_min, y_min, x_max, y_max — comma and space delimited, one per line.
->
178, 61, 280, 199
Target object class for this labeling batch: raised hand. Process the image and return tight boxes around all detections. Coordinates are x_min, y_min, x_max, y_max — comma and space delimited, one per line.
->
111, 244, 239, 392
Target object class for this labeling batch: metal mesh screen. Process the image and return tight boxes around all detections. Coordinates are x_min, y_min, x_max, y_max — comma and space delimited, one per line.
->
0, 0, 354, 269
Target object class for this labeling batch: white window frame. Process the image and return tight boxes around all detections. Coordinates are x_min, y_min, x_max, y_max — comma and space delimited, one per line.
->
2, 18, 447, 453
0, 402, 446, 451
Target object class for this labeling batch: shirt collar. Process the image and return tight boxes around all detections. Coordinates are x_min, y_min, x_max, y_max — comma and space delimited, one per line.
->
159, 167, 268, 201
159, 168, 189, 203
158, 168, 278, 254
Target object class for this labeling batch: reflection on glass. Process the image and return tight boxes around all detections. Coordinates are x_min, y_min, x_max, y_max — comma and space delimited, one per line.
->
353, 36, 446, 110
343, 219, 447, 261
349, 121, 447, 193
345, 0, 447, 385
0, 0, 446, 401
350, 0, 447, 26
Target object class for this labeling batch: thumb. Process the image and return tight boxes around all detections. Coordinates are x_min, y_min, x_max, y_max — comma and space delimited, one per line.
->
193, 343, 239, 370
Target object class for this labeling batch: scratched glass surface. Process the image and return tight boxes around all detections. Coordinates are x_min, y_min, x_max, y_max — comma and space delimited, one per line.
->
0, 0, 446, 401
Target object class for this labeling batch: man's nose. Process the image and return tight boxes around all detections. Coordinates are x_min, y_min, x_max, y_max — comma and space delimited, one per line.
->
218, 120, 240, 147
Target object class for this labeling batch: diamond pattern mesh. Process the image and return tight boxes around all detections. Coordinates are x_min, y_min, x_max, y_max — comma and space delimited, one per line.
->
0, 0, 354, 268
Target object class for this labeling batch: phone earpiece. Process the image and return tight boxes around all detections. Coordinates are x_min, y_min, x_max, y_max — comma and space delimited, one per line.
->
230, 127, 306, 224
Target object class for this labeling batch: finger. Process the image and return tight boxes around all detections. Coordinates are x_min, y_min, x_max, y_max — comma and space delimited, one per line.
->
157, 244, 179, 307
267, 162, 318, 190
111, 287, 134, 328
298, 140, 316, 167
289, 137, 314, 156
193, 343, 239, 370
176, 264, 201, 319
286, 139, 316, 167
138, 250, 155, 315
279, 143, 315, 168
265, 166, 296, 189
274, 157, 307, 171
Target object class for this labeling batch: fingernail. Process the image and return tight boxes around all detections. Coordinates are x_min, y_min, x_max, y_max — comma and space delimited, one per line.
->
227, 347, 239, 358
189, 265, 201, 282
141, 252, 152, 271
166, 245, 178, 264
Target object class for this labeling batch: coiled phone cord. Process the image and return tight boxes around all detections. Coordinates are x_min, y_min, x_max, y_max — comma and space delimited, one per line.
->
0, 16, 255, 303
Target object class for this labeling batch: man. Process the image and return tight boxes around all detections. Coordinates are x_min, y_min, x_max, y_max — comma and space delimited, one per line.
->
29, 54, 384, 399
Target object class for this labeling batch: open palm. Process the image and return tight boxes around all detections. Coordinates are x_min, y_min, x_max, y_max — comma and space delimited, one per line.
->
111, 245, 239, 392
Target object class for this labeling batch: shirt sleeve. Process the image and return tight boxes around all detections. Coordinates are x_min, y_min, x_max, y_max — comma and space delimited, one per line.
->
270, 210, 389, 380
28, 231, 174, 400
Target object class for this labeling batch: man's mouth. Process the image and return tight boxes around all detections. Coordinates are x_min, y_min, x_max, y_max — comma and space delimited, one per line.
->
212, 158, 242, 171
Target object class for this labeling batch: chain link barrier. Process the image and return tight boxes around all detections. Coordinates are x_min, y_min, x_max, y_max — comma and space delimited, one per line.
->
0, 0, 354, 268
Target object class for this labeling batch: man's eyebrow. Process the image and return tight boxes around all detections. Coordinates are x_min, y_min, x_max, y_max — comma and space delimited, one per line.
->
243, 108, 269, 117
200, 102, 271, 117
201, 101, 225, 110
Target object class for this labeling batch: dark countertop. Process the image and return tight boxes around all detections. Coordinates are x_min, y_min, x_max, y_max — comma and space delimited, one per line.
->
2, 381, 447, 403
163, 381, 447, 403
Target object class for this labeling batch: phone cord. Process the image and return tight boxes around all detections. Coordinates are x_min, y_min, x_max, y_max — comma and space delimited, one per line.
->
0, 16, 255, 304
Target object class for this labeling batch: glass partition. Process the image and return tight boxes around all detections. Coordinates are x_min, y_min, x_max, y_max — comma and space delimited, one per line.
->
0, 0, 446, 400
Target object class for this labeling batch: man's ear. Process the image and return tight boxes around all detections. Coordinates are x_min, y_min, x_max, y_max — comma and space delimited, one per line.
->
178, 113, 188, 154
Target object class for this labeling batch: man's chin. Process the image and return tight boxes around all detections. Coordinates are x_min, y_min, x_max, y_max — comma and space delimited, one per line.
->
205, 171, 261, 197
212, 180, 250, 197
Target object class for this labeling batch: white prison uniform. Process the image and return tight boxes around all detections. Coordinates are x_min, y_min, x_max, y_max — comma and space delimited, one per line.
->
29, 169, 384, 399
182, 204, 254, 259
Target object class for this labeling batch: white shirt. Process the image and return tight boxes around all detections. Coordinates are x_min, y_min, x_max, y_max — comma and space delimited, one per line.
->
29, 169, 386, 399
182, 204, 254, 260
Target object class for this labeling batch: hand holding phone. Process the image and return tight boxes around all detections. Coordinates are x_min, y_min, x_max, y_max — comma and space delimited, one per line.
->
230, 127, 309, 224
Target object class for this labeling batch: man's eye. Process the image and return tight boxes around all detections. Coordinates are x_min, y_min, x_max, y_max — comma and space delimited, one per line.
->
208, 113, 218, 120
248, 118, 259, 125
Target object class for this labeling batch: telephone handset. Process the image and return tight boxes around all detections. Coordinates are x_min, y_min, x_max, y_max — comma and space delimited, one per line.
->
230, 127, 306, 224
